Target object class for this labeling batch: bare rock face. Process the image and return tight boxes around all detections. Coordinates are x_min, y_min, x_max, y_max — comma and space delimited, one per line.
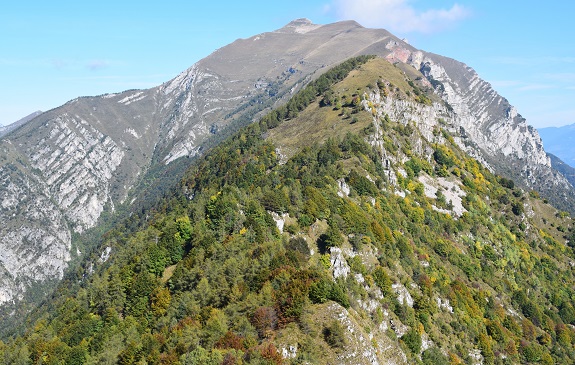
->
1, 19, 572, 306
0, 145, 71, 303
28, 114, 125, 231
384, 41, 575, 210
0, 90, 161, 304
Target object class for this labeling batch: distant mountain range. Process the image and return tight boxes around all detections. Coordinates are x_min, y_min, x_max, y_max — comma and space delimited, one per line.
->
0, 110, 42, 138
538, 123, 575, 168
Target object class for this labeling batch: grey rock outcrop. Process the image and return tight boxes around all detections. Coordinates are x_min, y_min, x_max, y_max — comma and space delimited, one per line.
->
383, 40, 574, 209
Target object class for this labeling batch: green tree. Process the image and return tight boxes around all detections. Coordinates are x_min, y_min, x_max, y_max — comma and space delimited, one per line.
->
422, 347, 449, 365
402, 328, 422, 354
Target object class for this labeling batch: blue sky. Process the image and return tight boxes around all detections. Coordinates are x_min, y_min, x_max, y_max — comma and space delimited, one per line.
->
1, 1, 574, 128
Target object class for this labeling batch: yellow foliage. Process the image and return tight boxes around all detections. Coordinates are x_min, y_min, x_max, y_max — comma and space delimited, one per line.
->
417, 322, 425, 335
364, 274, 375, 287
392, 230, 403, 239
520, 246, 530, 261
409, 206, 425, 223
151, 287, 172, 316
474, 240, 483, 251
473, 174, 488, 190
449, 352, 463, 365
497, 258, 508, 269
319, 253, 331, 269
362, 201, 374, 213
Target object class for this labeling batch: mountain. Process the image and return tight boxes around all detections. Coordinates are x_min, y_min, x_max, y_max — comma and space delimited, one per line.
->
3, 56, 575, 364
548, 152, 575, 188
539, 124, 575, 168
0, 110, 42, 138
0, 18, 573, 324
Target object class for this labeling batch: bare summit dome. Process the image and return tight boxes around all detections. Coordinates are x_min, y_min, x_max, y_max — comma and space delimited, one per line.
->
275, 18, 321, 34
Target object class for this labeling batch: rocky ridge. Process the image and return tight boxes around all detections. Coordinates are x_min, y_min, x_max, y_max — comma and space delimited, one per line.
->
383, 42, 574, 209
3, 53, 575, 365
0, 111, 42, 138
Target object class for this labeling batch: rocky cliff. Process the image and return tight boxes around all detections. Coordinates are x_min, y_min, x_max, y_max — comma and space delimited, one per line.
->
1, 18, 572, 308
382, 42, 575, 211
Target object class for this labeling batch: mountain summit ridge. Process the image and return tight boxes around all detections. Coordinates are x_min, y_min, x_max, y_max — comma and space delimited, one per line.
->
0, 19, 572, 311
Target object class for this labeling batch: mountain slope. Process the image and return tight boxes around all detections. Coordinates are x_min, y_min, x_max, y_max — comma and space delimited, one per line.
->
4, 56, 575, 365
1, 18, 573, 318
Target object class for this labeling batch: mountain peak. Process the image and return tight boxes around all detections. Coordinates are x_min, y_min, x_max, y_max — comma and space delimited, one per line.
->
287, 18, 313, 26
275, 18, 321, 34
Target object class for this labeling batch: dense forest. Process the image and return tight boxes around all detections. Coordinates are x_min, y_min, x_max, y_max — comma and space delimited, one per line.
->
2, 56, 575, 364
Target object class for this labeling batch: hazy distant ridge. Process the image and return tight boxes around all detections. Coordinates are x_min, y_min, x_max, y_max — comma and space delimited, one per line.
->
538, 123, 575, 168
0, 110, 42, 138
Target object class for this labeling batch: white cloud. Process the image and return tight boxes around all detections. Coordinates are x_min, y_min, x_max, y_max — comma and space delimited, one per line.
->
330, 0, 470, 34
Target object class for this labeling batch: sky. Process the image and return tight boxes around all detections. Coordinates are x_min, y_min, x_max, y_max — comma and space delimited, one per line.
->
1, 1, 575, 128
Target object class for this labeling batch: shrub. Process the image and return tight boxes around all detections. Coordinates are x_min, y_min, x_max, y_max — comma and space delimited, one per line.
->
402, 328, 422, 354
422, 347, 449, 365
251, 307, 278, 338
433, 146, 455, 168
324, 320, 346, 349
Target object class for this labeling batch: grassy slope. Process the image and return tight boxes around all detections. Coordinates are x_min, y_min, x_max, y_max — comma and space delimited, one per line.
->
268, 58, 419, 157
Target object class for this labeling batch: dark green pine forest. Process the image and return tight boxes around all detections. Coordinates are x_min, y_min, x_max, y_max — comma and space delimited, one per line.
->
2, 56, 575, 364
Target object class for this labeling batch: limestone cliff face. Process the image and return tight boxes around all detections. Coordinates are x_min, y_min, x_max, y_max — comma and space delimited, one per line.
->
1, 19, 573, 306
28, 114, 125, 231
0, 141, 71, 303
384, 41, 575, 210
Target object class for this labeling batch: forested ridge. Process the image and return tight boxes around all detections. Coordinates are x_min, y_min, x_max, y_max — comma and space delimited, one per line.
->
2, 56, 575, 364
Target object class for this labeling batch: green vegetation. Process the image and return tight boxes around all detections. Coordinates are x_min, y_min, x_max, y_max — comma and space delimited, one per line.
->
2, 56, 575, 365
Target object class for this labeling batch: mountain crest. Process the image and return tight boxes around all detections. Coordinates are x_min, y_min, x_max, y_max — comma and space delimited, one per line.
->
276, 18, 320, 34
1, 19, 574, 328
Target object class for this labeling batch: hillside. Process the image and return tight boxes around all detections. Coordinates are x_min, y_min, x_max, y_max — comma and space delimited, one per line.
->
3, 56, 575, 365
